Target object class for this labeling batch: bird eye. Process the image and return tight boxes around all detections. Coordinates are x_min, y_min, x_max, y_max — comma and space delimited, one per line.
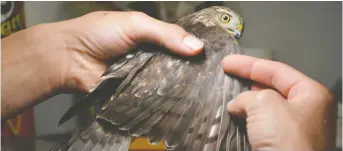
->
220, 14, 231, 23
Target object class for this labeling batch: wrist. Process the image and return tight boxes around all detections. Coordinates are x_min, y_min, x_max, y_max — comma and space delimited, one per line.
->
27, 23, 70, 92
1, 23, 69, 117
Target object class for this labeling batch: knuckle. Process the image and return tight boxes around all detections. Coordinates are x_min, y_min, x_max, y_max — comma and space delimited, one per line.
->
169, 24, 184, 31
262, 89, 277, 95
129, 11, 148, 21
269, 59, 288, 69
127, 11, 150, 27
166, 24, 187, 40
273, 61, 285, 67
239, 90, 253, 97
310, 81, 335, 104
235, 91, 256, 101
133, 11, 148, 17
257, 89, 278, 101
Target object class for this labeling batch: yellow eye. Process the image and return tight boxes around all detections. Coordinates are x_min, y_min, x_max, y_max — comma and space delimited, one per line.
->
220, 14, 231, 23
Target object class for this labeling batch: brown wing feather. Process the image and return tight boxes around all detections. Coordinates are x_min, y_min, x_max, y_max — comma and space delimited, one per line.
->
55, 8, 250, 151
97, 24, 250, 151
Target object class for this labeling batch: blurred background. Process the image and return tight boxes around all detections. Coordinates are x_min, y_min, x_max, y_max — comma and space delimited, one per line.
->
1, 1, 342, 151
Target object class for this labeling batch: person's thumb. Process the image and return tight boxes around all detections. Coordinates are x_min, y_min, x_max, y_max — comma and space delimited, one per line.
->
122, 11, 204, 56
227, 89, 286, 117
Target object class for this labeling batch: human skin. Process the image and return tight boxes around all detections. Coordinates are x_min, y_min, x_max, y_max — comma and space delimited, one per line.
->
222, 55, 336, 151
1, 11, 204, 119
1, 10, 336, 151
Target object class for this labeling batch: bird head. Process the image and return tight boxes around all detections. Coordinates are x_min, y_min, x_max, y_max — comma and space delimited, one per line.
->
194, 6, 244, 39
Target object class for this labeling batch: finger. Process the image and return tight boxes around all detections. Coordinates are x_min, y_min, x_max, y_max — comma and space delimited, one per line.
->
124, 11, 203, 56
227, 91, 259, 117
227, 89, 286, 117
222, 54, 308, 99
251, 82, 269, 91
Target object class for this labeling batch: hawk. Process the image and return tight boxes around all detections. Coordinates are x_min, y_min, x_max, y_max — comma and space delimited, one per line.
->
52, 6, 251, 151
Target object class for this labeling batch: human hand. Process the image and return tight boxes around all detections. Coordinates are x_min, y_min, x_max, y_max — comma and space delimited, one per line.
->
54, 11, 204, 92
1, 11, 203, 118
222, 55, 336, 151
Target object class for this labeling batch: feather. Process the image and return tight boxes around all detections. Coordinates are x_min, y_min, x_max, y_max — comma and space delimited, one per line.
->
128, 97, 178, 136
165, 99, 199, 149
51, 120, 132, 151
147, 98, 190, 144
58, 52, 154, 125
53, 6, 251, 151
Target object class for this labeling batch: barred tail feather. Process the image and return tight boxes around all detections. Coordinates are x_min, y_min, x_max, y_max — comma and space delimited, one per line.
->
50, 119, 131, 151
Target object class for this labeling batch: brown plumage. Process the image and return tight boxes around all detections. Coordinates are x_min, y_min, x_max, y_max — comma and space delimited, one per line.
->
51, 6, 251, 151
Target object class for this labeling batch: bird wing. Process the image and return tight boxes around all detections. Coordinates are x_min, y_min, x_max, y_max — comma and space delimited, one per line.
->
58, 51, 155, 125
53, 51, 155, 151
173, 27, 250, 151
51, 118, 132, 151
96, 25, 250, 151
56, 17, 250, 151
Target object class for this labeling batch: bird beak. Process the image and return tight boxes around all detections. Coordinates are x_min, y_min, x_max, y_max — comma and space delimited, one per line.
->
236, 24, 243, 31
233, 24, 243, 39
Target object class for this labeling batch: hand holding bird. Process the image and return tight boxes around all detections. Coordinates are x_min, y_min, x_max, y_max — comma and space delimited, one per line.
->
1, 5, 336, 151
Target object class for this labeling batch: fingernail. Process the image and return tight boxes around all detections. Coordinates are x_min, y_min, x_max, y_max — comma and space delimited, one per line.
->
182, 35, 204, 51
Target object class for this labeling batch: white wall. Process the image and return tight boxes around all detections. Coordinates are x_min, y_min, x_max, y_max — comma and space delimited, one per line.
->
225, 1, 342, 88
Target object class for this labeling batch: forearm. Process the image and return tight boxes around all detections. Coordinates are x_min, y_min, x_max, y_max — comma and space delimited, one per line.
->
1, 24, 66, 119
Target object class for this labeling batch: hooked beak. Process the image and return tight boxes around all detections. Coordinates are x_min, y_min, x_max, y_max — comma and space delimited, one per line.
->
232, 24, 243, 39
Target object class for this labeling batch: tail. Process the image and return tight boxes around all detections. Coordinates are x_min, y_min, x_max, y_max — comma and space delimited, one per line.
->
50, 119, 132, 151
